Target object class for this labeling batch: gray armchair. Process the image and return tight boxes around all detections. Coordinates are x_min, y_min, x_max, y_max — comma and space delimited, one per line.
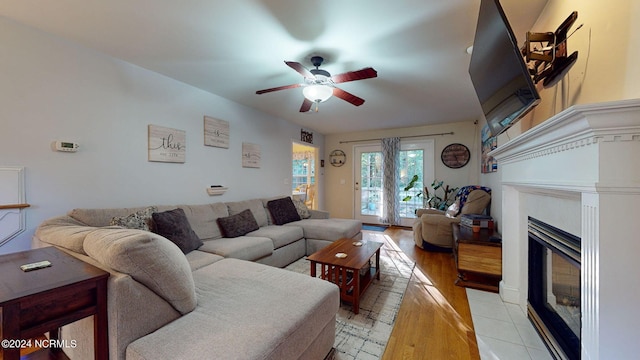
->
412, 186, 491, 251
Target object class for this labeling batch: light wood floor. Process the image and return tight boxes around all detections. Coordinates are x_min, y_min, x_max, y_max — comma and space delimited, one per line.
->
378, 227, 481, 360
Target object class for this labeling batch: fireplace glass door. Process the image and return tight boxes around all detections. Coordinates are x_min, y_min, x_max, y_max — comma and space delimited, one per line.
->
528, 217, 581, 360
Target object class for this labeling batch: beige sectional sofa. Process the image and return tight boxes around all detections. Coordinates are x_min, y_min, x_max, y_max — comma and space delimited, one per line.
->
34, 196, 362, 360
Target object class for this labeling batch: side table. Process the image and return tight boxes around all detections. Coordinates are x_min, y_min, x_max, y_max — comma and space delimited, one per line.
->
452, 223, 502, 292
0, 246, 109, 360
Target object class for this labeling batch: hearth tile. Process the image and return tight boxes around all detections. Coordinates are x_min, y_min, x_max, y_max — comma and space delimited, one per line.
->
504, 302, 530, 326
477, 335, 531, 360
468, 297, 511, 322
472, 316, 523, 345
527, 346, 554, 360
516, 322, 547, 350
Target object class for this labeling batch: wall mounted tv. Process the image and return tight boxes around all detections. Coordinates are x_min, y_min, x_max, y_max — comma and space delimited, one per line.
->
469, 0, 540, 138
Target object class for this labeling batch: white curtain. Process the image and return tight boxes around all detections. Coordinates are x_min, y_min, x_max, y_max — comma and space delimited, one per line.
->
380, 137, 400, 225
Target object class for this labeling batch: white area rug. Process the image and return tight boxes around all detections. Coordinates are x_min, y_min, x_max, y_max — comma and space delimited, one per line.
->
285, 232, 415, 359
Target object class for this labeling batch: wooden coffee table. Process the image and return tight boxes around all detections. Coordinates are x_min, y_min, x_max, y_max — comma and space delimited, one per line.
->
307, 238, 383, 314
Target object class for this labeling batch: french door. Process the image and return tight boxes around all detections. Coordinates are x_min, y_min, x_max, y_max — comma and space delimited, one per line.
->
354, 140, 434, 226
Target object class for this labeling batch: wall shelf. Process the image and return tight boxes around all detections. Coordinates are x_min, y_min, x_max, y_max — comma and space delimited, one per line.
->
206, 187, 228, 196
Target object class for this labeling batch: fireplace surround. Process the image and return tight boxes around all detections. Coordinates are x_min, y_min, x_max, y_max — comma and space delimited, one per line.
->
489, 99, 640, 359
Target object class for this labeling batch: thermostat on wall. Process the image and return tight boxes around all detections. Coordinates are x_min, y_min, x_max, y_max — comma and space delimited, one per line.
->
54, 141, 79, 152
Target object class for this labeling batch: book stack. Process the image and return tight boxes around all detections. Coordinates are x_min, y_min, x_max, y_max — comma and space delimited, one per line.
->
460, 214, 493, 228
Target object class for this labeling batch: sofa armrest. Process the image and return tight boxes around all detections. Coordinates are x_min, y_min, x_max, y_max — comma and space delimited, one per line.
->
308, 209, 329, 219
418, 213, 460, 249
415, 208, 445, 217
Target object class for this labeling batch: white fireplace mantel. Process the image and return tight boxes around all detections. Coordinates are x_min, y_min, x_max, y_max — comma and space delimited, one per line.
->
489, 99, 640, 360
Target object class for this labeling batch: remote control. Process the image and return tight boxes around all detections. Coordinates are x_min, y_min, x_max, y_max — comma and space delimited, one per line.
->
20, 260, 52, 272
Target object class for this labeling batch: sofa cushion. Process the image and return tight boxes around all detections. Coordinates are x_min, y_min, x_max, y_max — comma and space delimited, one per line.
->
459, 189, 491, 215
248, 225, 304, 249
69, 207, 151, 227
266, 197, 301, 225
109, 206, 157, 231
198, 236, 273, 261
152, 208, 203, 254
216, 209, 260, 238
179, 203, 229, 240
288, 218, 362, 241
226, 199, 268, 227
185, 250, 225, 272
83, 228, 197, 315
126, 259, 339, 360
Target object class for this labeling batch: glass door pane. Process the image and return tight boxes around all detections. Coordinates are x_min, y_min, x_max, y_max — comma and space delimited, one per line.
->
360, 151, 382, 216
399, 149, 424, 218
354, 146, 383, 223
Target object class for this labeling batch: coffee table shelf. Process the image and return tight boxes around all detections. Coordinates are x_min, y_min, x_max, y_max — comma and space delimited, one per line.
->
308, 238, 383, 314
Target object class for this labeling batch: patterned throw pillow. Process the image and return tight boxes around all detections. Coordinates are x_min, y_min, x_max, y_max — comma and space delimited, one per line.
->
445, 201, 460, 218
267, 197, 301, 225
216, 209, 260, 238
152, 208, 203, 254
110, 206, 157, 231
291, 197, 311, 219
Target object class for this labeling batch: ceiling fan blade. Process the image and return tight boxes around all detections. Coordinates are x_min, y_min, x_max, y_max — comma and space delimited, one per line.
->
285, 61, 314, 78
299, 98, 313, 112
331, 67, 377, 83
333, 88, 365, 106
256, 83, 301, 94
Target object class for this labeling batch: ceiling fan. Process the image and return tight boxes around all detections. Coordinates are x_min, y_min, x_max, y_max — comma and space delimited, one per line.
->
255, 56, 377, 112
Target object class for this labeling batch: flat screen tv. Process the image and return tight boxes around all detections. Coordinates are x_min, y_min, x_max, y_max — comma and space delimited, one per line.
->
469, 0, 540, 138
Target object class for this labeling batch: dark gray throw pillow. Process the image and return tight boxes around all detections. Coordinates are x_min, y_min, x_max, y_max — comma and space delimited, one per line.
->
152, 208, 203, 254
267, 197, 301, 225
217, 209, 259, 238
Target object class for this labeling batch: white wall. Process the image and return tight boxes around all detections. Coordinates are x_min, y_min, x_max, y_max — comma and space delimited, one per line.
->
324, 121, 479, 220
0, 17, 323, 254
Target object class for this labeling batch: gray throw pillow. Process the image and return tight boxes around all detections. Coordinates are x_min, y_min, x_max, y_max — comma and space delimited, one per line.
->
110, 206, 157, 231
291, 198, 311, 219
267, 197, 301, 225
152, 208, 203, 254
217, 209, 259, 238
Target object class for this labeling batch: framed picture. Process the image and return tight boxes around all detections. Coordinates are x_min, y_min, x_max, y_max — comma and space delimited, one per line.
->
242, 142, 261, 168
204, 116, 229, 148
481, 124, 497, 173
148, 125, 186, 163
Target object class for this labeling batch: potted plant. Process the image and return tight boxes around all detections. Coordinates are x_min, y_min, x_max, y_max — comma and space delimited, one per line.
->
424, 179, 458, 210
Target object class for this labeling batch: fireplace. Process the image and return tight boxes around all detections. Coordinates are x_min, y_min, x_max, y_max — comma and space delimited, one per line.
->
488, 99, 640, 359
528, 217, 580, 360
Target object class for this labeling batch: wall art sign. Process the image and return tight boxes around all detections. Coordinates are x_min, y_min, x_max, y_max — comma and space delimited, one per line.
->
242, 142, 261, 168
301, 129, 313, 144
148, 125, 186, 163
481, 124, 498, 173
204, 116, 229, 148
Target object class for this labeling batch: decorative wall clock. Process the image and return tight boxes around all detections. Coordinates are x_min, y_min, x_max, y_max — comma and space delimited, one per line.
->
441, 143, 470, 169
329, 149, 346, 167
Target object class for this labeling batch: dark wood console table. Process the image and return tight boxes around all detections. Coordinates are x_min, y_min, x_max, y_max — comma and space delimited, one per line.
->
0, 246, 109, 360
452, 223, 502, 292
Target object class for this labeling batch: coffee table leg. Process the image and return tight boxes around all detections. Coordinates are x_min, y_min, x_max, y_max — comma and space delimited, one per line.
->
353, 270, 360, 314
376, 249, 381, 280
310, 261, 317, 277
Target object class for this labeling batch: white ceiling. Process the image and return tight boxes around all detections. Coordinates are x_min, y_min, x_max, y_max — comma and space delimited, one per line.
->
0, 0, 547, 135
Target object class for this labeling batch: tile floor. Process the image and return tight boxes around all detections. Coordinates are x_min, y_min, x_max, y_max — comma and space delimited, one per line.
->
466, 289, 554, 360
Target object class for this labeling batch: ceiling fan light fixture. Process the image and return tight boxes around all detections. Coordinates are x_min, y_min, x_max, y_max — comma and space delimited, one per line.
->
303, 84, 333, 103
